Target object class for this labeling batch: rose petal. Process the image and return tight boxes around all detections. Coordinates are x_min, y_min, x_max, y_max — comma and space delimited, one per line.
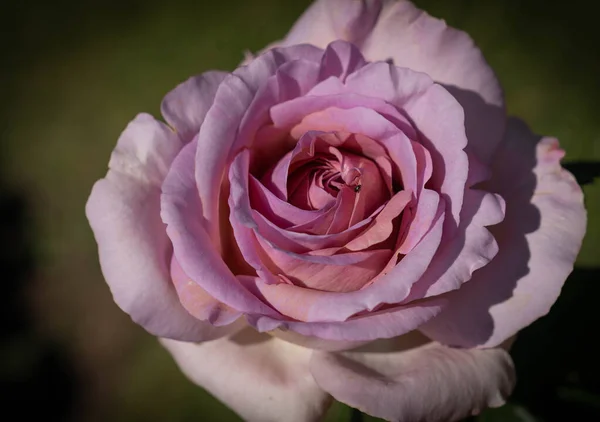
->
361, 0, 505, 164
420, 118, 586, 347
246, 291, 446, 342
402, 189, 505, 303
282, 0, 383, 48
161, 141, 280, 317
250, 175, 328, 228
255, 234, 392, 293
289, 106, 418, 195
346, 63, 469, 231
170, 257, 241, 326
195, 46, 324, 250
160, 71, 228, 141
402, 83, 469, 230
319, 40, 367, 82
270, 329, 369, 352
161, 330, 331, 422
86, 114, 227, 341
243, 209, 445, 326
310, 341, 515, 421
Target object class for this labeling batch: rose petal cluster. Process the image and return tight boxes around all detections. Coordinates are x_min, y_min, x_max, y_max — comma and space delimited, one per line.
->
86, 1, 586, 421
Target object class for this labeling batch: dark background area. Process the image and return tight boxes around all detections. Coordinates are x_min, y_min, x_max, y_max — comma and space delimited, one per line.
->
1, 1, 599, 421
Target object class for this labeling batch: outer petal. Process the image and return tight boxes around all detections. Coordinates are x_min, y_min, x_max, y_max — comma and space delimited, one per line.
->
310, 340, 515, 422
160, 71, 228, 141
282, 0, 383, 48
420, 118, 586, 348
161, 329, 331, 422
86, 114, 228, 341
361, 0, 505, 163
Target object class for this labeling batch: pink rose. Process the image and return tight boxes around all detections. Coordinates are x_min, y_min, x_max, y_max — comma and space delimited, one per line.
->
86, 1, 586, 421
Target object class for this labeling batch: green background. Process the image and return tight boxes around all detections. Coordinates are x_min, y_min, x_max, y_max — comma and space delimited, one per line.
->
1, 0, 598, 421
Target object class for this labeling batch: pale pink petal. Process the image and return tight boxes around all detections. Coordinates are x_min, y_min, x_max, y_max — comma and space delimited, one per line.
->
362, 0, 505, 163
86, 114, 227, 341
161, 330, 331, 422
344, 61, 433, 111
310, 341, 515, 421
270, 329, 370, 352
106, 113, 184, 185
160, 71, 228, 141
282, 0, 383, 48
420, 118, 586, 348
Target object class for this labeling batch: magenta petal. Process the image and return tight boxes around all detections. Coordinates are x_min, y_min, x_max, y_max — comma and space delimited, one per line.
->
86, 114, 226, 341
161, 141, 279, 317
161, 331, 330, 422
310, 341, 515, 421
160, 71, 228, 141
420, 119, 586, 348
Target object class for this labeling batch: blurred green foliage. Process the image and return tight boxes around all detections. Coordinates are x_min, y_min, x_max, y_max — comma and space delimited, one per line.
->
1, 0, 598, 421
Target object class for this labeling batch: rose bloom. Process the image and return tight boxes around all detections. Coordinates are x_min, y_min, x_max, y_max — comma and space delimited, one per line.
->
86, 1, 586, 421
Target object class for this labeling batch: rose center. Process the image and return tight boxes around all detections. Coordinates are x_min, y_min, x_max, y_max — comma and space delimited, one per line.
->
286, 148, 366, 210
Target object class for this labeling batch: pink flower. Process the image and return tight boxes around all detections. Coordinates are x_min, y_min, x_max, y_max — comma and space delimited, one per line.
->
86, 1, 586, 421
